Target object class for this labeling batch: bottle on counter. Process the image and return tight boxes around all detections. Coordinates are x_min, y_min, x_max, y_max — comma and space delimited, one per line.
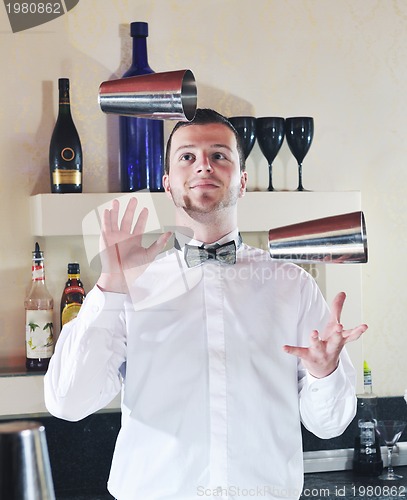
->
25, 242, 54, 372
119, 21, 164, 192
60, 263, 86, 329
49, 78, 83, 193
352, 361, 383, 476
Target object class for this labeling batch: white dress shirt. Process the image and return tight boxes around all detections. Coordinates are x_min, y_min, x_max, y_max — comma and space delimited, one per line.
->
44, 229, 357, 500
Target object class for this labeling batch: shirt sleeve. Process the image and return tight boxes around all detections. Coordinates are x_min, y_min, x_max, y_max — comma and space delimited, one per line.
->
44, 286, 127, 421
296, 271, 357, 439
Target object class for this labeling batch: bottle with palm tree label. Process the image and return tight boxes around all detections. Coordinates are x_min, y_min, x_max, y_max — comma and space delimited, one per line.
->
25, 242, 54, 372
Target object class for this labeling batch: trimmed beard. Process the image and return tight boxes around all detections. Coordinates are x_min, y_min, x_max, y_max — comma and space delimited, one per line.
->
169, 183, 241, 217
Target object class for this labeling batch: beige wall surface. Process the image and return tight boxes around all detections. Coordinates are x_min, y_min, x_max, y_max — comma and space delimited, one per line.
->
0, 0, 406, 395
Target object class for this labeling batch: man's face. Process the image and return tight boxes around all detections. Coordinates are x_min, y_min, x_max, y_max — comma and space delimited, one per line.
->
163, 123, 247, 216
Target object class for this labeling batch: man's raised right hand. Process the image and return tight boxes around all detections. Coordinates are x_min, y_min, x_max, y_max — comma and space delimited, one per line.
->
97, 197, 172, 293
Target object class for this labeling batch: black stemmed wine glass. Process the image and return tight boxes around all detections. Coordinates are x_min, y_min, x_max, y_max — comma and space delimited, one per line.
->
228, 116, 257, 160
256, 117, 285, 191
285, 117, 314, 191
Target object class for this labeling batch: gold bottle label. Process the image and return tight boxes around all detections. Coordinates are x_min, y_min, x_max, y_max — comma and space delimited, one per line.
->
61, 303, 82, 327
52, 169, 81, 185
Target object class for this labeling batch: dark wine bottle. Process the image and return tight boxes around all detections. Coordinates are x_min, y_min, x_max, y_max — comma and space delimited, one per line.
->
49, 78, 83, 193
352, 361, 383, 476
25, 242, 54, 372
119, 22, 164, 192
60, 263, 86, 328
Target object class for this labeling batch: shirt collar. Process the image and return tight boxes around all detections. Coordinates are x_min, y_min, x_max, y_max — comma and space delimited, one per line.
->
174, 228, 241, 251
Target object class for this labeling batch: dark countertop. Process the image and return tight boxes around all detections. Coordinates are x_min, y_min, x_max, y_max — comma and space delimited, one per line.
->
56, 467, 407, 500
301, 466, 407, 499
57, 494, 113, 500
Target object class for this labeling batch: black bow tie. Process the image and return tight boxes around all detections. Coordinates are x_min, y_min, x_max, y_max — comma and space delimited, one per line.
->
184, 240, 237, 268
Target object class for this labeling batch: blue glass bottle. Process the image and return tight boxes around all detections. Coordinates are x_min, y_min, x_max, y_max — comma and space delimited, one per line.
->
119, 22, 164, 192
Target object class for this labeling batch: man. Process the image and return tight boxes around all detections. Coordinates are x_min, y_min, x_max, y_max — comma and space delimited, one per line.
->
45, 109, 367, 500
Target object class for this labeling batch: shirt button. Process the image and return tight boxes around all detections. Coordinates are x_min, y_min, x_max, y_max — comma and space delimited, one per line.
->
311, 387, 319, 392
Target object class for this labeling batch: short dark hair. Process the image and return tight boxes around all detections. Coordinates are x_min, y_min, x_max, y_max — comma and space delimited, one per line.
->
164, 108, 245, 174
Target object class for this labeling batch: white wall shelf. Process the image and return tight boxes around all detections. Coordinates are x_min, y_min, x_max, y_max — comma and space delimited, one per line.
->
30, 191, 362, 236
0, 373, 121, 420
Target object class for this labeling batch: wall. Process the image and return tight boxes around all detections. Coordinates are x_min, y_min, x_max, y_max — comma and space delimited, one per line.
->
0, 0, 406, 395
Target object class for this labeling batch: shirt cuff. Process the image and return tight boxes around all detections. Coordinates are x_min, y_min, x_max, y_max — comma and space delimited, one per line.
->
305, 360, 349, 398
78, 285, 127, 329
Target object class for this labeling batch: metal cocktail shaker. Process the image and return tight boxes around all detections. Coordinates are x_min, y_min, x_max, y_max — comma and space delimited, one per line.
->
268, 211, 368, 264
98, 69, 197, 121
0, 420, 55, 500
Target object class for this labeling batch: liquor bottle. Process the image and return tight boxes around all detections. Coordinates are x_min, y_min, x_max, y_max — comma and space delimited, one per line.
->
352, 361, 383, 476
49, 78, 83, 193
60, 262, 86, 328
25, 242, 54, 372
119, 21, 164, 192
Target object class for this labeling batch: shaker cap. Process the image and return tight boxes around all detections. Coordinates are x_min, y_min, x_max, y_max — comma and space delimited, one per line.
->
130, 22, 148, 37
68, 262, 80, 274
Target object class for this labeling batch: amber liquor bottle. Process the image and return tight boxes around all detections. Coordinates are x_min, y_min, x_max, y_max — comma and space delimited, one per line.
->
60, 263, 85, 328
